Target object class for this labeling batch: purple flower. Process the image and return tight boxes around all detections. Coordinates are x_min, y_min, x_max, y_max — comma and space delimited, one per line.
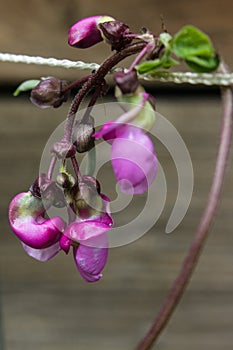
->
8, 187, 113, 283
63, 192, 113, 282
94, 123, 158, 194
68, 15, 114, 49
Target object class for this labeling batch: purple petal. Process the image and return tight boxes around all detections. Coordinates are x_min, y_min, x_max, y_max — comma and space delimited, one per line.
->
111, 126, 158, 194
64, 220, 112, 245
98, 194, 113, 226
10, 215, 65, 249
93, 121, 127, 142
73, 236, 108, 282
9, 192, 66, 249
68, 15, 114, 48
21, 241, 61, 262
59, 234, 72, 254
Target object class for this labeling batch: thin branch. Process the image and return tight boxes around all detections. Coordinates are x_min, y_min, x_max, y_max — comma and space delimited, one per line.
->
135, 62, 233, 350
47, 155, 57, 180
63, 42, 146, 142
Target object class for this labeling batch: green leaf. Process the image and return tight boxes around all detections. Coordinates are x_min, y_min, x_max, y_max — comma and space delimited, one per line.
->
172, 25, 220, 72
13, 79, 40, 96
172, 25, 215, 58
137, 56, 178, 74
137, 59, 163, 74
185, 54, 220, 73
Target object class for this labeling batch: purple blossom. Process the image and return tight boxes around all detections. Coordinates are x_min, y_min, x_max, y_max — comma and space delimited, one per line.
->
8, 189, 113, 282
94, 123, 158, 194
68, 15, 114, 49
62, 192, 112, 282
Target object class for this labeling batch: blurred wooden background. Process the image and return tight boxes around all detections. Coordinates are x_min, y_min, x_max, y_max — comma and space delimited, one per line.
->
0, 1, 233, 350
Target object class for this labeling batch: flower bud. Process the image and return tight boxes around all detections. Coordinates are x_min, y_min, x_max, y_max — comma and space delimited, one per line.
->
30, 77, 70, 109
30, 174, 66, 208
71, 176, 102, 219
68, 15, 114, 49
73, 116, 95, 153
98, 20, 132, 51
56, 172, 75, 189
114, 69, 139, 94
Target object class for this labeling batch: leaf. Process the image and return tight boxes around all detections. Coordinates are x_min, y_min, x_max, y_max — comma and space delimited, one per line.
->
172, 25, 215, 58
137, 56, 178, 74
137, 59, 163, 74
185, 54, 220, 73
13, 79, 40, 96
136, 31, 179, 75
172, 25, 220, 72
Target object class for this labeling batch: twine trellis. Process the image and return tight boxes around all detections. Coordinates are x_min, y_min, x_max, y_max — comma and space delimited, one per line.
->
0, 52, 233, 86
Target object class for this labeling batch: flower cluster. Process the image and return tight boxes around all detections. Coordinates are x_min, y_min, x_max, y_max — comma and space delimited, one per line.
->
9, 14, 220, 281
8, 15, 167, 282
9, 175, 113, 282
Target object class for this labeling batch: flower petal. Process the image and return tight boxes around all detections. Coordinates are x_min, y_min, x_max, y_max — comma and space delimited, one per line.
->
21, 241, 61, 262
68, 15, 114, 48
93, 121, 120, 143
111, 126, 158, 194
64, 220, 112, 245
9, 192, 66, 249
73, 235, 108, 282
59, 234, 72, 254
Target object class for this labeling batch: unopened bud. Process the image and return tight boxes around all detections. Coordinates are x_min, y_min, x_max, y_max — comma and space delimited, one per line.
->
81, 175, 101, 195
30, 174, 66, 208
68, 15, 114, 49
30, 77, 70, 109
56, 172, 75, 189
73, 176, 102, 218
73, 116, 95, 153
98, 20, 132, 51
114, 69, 139, 94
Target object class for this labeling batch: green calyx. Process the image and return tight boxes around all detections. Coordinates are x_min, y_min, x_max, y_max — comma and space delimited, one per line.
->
116, 88, 155, 131
17, 192, 44, 218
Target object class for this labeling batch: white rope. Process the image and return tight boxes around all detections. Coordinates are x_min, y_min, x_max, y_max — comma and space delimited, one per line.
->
140, 71, 233, 86
0, 52, 233, 86
0, 52, 100, 71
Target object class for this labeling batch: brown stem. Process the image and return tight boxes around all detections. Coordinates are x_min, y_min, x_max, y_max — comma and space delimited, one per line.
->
81, 80, 108, 124
62, 75, 91, 94
47, 155, 57, 180
63, 42, 146, 142
135, 62, 233, 350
